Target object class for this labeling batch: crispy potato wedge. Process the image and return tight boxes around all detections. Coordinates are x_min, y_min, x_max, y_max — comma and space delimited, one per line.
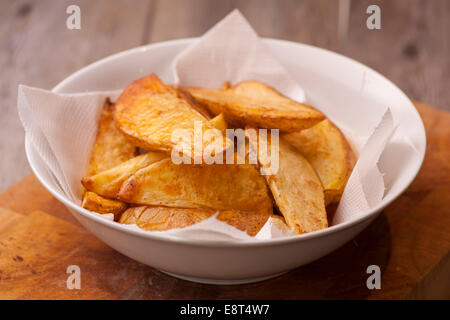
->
83, 99, 135, 211
216, 210, 278, 237
246, 128, 327, 234
175, 86, 212, 119
114, 74, 231, 163
82, 191, 127, 218
187, 81, 324, 132
119, 206, 282, 236
283, 119, 356, 204
82, 152, 167, 198
208, 113, 227, 133
87, 98, 137, 176
117, 158, 273, 213
119, 206, 212, 230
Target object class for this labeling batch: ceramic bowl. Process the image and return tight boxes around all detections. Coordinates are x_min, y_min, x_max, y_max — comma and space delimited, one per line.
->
25, 38, 426, 284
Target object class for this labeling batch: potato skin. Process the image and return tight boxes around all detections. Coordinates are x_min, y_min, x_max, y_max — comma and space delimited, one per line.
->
283, 119, 356, 204
246, 129, 327, 234
81, 191, 127, 218
207, 113, 227, 133
114, 74, 230, 163
87, 98, 137, 177
119, 206, 212, 231
82, 98, 136, 215
82, 152, 167, 199
119, 206, 284, 237
187, 81, 324, 132
117, 159, 273, 214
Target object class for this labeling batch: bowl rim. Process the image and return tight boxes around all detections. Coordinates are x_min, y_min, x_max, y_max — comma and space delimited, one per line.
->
27, 37, 426, 248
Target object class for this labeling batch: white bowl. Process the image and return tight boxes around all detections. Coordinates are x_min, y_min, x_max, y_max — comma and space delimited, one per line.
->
25, 38, 426, 284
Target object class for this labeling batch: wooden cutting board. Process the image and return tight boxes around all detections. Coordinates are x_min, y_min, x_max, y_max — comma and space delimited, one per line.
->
0, 102, 449, 300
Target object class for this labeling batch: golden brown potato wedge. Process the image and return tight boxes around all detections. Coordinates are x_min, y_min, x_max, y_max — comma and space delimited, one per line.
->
82, 152, 167, 198
283, 119, 356, 204
87, 98, 137, 176
81, 191, 127, 218
175, 85, 212, 119
208, 113, 227, 133
231, 80, 293, 101
117, 158, 273, 214
119, 206, 212, 231
119, 206, 283, 237
245, 127, 327, 234
216, 210, 278, 237
114, 74, 231, 163
187, 81, 324, 132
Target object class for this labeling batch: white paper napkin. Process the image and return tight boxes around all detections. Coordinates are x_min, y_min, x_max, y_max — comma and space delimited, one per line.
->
18, 10, 419, 240
173, 9, 306, 103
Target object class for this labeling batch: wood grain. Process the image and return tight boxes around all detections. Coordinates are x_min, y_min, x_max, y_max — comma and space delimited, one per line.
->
344, 0, 450, 111
147, 0, 341, 50
0, 103, 448, 299
0, 210, 154, 299
0, 0, 152, 192
146, 0, 449, 112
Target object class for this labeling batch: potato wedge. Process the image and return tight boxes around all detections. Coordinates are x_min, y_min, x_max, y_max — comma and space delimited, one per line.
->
283, 119, 356, 204
119, 206, 212, 230
82, 152, 167, 198
115, 74, 231, 163
84, 98, 135, 211
246, 128, 327, 234
175, 85, 212, 119
82, 191, 127, 218
82, 113, 227, 198
117, 159, 273, 213
87, 98, 137, 176
216, 210, 277, 237
208, 113, 227, 133
119, 206, 282, 236
187, 81, 324, 132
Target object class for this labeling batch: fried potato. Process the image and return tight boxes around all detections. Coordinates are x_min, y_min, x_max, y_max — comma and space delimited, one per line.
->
208, 113, 227, 133
246, 128, 327, 234
283, 119, 356, 204
114, 74, 231, 163
175, 86, 212, 119
216, 210, 276, 237
83, 99, 136, 211
82, 191, 127, 218
117, 158, 273, 213
87, 98, 137, 177
82, 152, 167, 198
187, 81, 324, 132
119, 206, 211, 230
119, 206, 281, 236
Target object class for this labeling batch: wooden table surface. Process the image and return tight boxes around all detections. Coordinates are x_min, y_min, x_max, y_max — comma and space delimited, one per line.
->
0, 0, 449, 193
0, 102, 448, 300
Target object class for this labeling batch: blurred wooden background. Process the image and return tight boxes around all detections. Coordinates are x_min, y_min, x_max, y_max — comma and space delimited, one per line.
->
0, 0, 449, 192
